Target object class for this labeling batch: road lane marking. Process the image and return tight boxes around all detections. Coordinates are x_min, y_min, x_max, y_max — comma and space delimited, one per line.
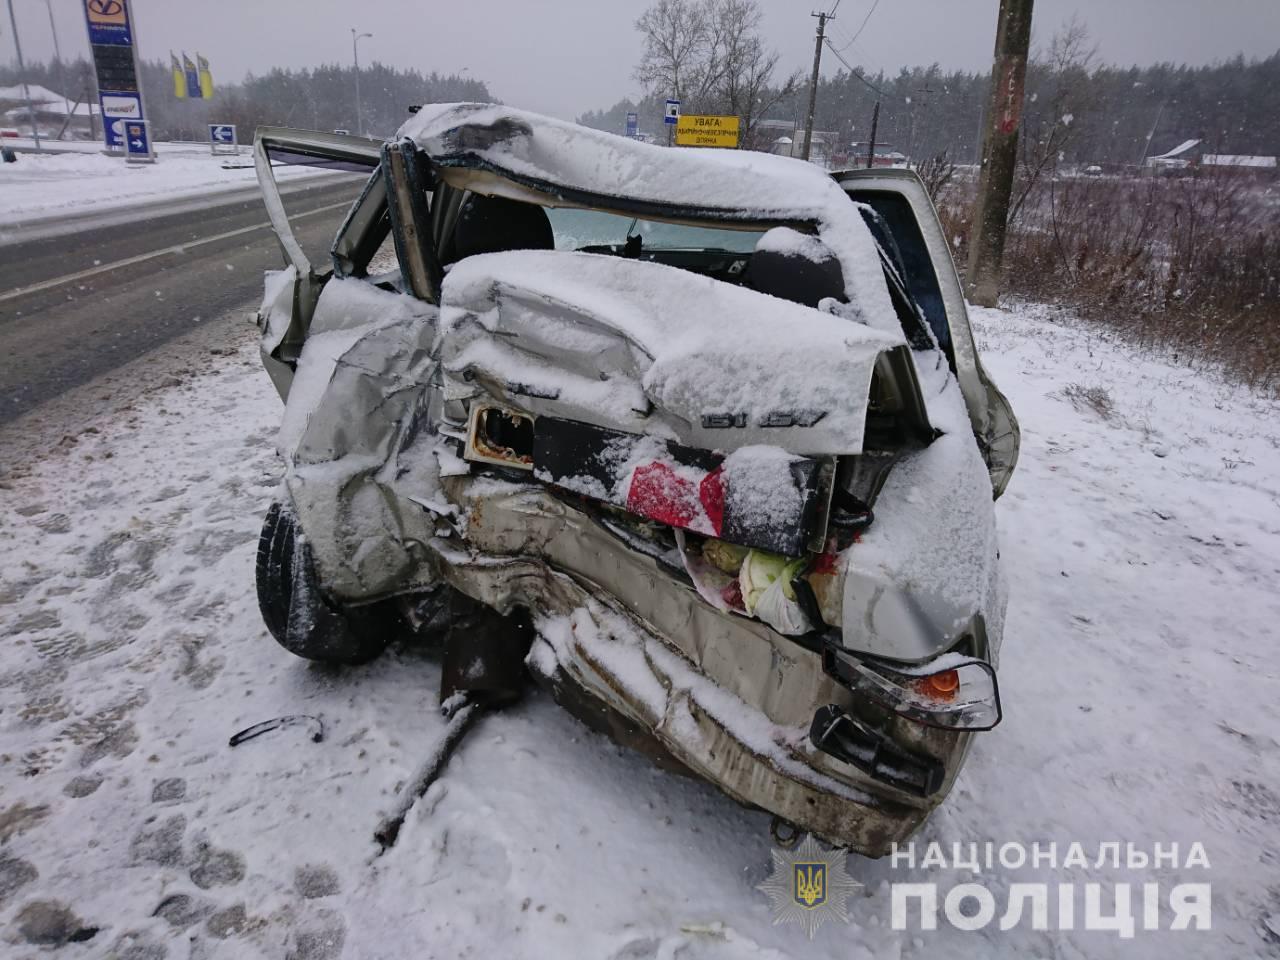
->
0, 200, 353, 304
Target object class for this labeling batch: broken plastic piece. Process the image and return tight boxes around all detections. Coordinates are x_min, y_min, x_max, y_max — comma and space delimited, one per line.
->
228, 715, 324, 747
809, 705, 945, 797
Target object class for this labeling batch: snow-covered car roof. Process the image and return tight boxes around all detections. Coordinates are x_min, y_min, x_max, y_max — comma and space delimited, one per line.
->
398, 102, 856, 222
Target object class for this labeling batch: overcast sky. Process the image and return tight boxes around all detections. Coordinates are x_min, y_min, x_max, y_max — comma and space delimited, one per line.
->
7, 0, 1279, 119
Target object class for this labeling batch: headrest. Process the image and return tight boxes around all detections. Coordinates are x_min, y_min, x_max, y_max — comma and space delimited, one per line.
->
453, 194, 555, 260
750, 227, 846, 308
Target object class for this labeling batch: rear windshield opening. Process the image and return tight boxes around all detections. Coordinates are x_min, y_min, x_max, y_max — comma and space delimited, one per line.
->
547, 208, 763, 255
440, 191, 849, 311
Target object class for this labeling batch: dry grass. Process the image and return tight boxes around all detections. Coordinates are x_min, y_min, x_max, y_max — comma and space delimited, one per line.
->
938, 171, 1280, 392
1060, 383, 1115, 420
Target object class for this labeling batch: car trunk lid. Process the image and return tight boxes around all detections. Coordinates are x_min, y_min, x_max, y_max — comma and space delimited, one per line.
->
438, 249, 907, 458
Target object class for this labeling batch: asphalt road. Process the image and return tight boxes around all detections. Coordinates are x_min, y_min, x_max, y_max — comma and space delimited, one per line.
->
0, 175, 365, 424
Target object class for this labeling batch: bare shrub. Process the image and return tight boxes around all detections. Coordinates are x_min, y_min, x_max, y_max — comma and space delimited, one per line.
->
940, 169, 1280, 392
918, 151, 957, 203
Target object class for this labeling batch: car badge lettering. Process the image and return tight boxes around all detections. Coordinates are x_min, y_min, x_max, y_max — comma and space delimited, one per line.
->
701, 410, 827, 429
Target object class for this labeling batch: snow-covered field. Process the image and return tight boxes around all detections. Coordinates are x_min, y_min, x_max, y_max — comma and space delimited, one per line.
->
1, 305, 1277, 958
2, 149, 329, 223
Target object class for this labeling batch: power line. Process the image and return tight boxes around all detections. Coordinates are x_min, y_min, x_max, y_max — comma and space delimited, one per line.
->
828, 23, 887, 75
832, 0, 881, 53
822, 37, 891, 99
852, 39, 886, 73
828, 0, 844, 16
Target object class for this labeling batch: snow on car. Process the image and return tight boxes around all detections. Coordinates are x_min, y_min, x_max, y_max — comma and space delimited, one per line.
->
249, 103, 1020, 856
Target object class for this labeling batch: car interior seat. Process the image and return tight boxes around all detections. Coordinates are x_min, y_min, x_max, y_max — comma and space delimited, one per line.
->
451, 193, 555, 261
749, 231, 847, 309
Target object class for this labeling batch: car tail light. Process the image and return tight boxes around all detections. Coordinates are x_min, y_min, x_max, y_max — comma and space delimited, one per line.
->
822, 646, 1002, 731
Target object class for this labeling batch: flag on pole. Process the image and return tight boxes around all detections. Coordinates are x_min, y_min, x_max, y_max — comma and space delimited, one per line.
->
197, 54, 214, 99
171, 52, 188, 98
183, 53, 202, 99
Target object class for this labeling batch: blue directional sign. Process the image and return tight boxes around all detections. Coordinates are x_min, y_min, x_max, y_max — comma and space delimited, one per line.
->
209, 123, 238, 156
665, 99, 680, 125
124, 119, 154, 163
625, 112, 639, 138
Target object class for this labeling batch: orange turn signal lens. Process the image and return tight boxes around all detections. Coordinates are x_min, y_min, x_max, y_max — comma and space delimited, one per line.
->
915, 670, 960, 702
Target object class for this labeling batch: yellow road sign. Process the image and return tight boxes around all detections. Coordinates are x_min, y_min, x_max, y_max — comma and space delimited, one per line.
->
675, 115, 740, 148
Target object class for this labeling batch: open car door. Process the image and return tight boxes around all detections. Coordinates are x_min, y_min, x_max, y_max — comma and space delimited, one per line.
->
253, 127, 384, 398
832, 168, 1020, 497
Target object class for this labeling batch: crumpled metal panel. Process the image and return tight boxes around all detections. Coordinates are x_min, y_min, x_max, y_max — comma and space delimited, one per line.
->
274, 279, 444, 603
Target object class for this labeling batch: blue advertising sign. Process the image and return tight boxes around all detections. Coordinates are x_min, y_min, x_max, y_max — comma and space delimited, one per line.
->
83, 0, 133, 46
124, 119, 154, 163
625, 112, 639, 138
665, 99, 680, 125
100, 91, 143, 149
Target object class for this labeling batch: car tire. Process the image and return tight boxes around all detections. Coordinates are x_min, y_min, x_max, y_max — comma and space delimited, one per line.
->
255, 502, 393, 665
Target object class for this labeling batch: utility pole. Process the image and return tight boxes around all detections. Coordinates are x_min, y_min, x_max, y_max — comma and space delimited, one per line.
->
865, 100, 880, 169
965, 0, 1033, 307
351, 28, 372, 137
801, 10, 832, 162
43, 0, 72, 130
1138, 99, 1166, 165
5, 0, 42, 150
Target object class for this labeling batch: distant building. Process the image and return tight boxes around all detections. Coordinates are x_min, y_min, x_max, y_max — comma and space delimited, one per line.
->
757, 119, 837, 164
1144, 139, 1276, 178
1143, 138, 1202, 172
0, 84, 99, 140
1202, 154, 1277, 172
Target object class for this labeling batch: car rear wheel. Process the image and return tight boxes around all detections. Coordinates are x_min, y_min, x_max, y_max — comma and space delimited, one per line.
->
255, 502, 396, 664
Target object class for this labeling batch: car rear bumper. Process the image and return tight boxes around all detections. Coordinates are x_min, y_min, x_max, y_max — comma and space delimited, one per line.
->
421, 475, 970, 855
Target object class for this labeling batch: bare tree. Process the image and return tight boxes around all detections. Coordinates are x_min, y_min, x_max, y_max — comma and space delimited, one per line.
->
634, 0, 796, 144
709, 0, 801, 145
1009, 16, 1098, 223
634, 0, 717, 108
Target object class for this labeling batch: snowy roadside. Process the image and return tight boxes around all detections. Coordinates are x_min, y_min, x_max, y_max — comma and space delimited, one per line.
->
1, 150, 332, 225
0, 304, 1277, 958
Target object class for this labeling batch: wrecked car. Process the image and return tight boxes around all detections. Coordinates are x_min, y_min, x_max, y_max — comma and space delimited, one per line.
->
250, 103, 1019, 856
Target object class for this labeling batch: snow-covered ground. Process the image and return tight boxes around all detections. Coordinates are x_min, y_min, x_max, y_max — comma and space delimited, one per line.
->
2, 148, 330, 223
0, 305, 1277, 958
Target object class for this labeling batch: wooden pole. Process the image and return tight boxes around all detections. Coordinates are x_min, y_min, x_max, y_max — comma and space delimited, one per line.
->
965, 0, 1035, 307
